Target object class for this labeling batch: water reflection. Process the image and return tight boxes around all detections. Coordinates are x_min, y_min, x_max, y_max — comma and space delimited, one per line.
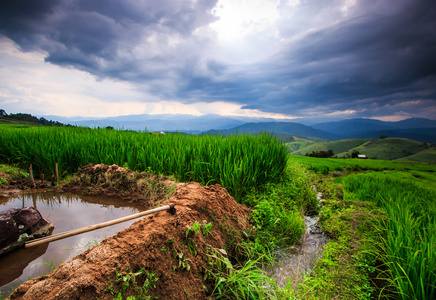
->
0, 190, 146, 297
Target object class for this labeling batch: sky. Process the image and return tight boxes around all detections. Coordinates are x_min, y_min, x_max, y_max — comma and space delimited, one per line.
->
0, 0, 435, 122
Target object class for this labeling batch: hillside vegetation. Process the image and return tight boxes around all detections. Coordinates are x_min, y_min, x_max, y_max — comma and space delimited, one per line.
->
397, 148, 436, 163
0, 110, 65, 127
291, 138, 371, 156
340, 138, 430, 160
292, 137, 435, 163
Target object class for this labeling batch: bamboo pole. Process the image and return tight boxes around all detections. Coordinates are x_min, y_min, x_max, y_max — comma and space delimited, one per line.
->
25, 203, 176, 248
55, 163, 59, 182
29, 164, 36, 188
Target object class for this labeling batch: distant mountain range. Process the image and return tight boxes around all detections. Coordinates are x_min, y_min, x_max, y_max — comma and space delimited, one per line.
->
44, 114, 436, 143
204, 118, 436, 143
311, 118, 436, 143
204, 122, 340, 141
45, 114, 297, 133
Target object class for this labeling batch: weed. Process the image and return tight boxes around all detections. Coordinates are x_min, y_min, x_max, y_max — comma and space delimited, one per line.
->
66, 237, 104, 251
185, 221, 202, 238
184, 221, 214, 256
202, 220, 213, 236
172, 249, 191, 272
211, 258, 278, 299
41, 259, 59, 274
108, 268, 158, 300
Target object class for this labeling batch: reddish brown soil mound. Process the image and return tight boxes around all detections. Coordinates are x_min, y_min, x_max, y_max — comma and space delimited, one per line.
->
8, 182, 250, 300
62, 164, 178, 205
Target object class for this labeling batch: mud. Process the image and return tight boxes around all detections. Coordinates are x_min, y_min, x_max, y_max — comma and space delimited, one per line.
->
7, 173, 250, 299
0, 172, 51, 198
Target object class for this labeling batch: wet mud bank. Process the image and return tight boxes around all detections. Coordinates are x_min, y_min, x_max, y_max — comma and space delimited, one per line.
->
6, 176, 250, 299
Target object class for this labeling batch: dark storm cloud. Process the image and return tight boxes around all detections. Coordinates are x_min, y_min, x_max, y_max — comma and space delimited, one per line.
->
240, 0, 436, 118
0, 0, 435, 119
0, 0, 218, 84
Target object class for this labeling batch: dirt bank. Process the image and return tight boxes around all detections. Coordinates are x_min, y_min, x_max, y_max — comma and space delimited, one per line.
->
8, 180, 251, 299
0, 171, 51, 197
61, 164, 179, 205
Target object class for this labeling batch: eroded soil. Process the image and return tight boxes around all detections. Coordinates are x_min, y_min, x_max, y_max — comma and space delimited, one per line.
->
0, 171, 51, 198
5, 165, 251, 300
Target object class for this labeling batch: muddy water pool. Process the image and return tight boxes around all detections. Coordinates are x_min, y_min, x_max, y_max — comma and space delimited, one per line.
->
0, 190, 146, 297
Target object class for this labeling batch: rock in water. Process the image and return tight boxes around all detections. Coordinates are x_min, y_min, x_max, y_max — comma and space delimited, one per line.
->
0, 207, 54, 256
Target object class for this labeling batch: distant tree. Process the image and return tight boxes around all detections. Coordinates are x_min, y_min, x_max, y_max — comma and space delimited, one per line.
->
351, 150, 360, 158
0, 109, 7, 116
306, 149, 334, 158
106, 126, 114, 130
379, 134, 388, 139
5, 112, 66, 126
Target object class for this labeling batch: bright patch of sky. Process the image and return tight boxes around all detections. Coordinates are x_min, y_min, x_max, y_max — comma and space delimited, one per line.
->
210, 0, 280, 43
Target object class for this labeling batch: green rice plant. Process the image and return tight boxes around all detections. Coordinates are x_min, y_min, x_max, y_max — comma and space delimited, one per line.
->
342, 173, 436, 300
0, 126, 288, 201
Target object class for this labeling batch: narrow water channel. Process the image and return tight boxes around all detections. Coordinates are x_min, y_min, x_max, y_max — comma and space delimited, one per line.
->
268, 192, 328, 288
0, 190, 146, 297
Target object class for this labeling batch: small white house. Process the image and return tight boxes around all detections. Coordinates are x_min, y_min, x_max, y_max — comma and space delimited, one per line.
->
357, 154, 367, 159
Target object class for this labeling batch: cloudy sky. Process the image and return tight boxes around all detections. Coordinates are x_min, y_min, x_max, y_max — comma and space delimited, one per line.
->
0, 0, 435, 122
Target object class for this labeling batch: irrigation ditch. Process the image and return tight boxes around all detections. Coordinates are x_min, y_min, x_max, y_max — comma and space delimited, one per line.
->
267, 191, 328, 289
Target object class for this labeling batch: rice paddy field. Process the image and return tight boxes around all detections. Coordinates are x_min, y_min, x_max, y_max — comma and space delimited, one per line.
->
1, 125, 435, 299
292, 155, 436, 300
0, 125, 288, 201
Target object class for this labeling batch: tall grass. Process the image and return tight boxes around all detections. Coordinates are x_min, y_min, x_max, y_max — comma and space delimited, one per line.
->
0, 126, 288, 200
342, 173, 436, 300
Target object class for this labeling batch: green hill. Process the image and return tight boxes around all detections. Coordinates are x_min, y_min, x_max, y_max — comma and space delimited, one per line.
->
204, 121, 339, 140
0, 111, 66, 127
0, 116, 41, 127
285, 136, 325, 152
291, 137, 435, 163
291, 139, 371, 156
396, 148, 436, 163
341, 138, 429, 160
